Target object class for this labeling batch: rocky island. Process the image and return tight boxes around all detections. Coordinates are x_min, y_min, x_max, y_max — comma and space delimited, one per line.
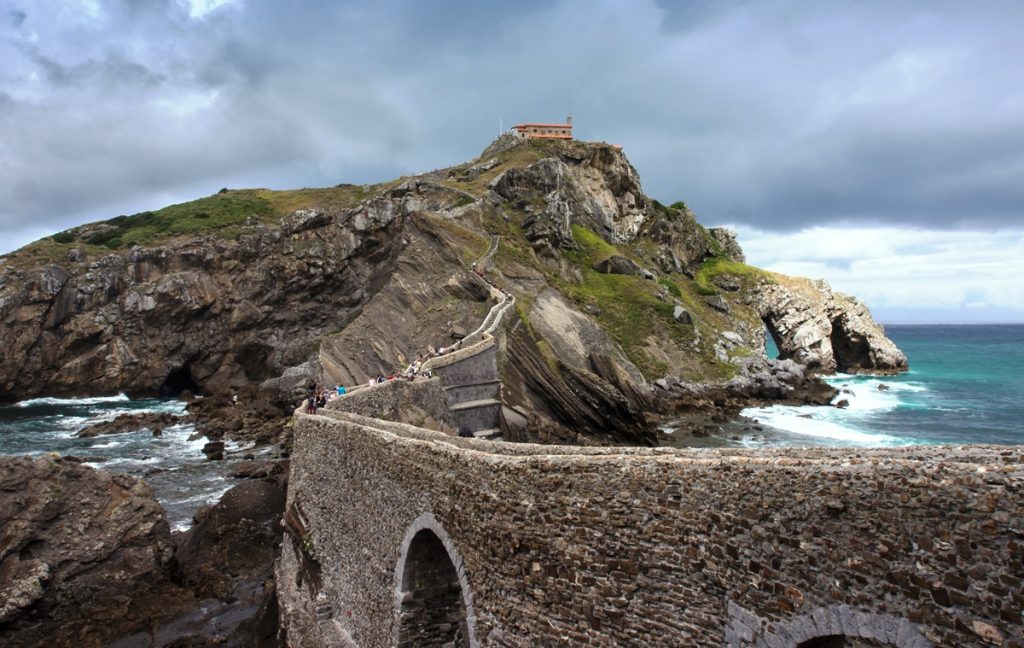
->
1, 137, 1018, 648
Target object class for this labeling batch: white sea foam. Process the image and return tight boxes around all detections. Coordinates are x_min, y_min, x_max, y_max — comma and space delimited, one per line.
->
89, 440, 126, 449
742, 404, 904, 446
16, 393, 130, 407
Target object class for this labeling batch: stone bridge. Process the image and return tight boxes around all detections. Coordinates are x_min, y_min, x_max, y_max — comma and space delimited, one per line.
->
278, 395, 1024, 647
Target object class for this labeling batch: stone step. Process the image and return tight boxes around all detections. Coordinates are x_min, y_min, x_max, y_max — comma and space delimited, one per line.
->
449, 398, 502, 412
443, 380, 500, 390
472, 428, 502, 440
444, 381, 501, 405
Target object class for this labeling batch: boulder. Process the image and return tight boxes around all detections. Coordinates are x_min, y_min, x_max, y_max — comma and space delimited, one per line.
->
672, 305, 693, 324
174, 480, 286, 600
201, 440, 225, 461
0, 456, 189, 646
592, 255, 642, 276
705, 295, 730, 313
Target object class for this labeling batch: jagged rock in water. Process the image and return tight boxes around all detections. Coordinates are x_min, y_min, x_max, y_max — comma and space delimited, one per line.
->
174, 480, 286, 600
755, 279, 907, 375
75, 411, 184, 437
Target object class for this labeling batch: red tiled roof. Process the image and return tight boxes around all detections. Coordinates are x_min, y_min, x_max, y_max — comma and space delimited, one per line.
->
513, 123, 572, 129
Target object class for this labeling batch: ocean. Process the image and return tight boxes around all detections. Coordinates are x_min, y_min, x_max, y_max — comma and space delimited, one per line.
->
0, 394, 256, 531
2, 324, 1021, 528
742, 323, 1024, 447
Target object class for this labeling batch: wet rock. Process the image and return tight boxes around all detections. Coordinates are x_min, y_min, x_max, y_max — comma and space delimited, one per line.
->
835, 399, 850, 409
230, 459, 290, 480
76, 411, 184, 438
202, 441, 225, 461
878, 383, 891, 391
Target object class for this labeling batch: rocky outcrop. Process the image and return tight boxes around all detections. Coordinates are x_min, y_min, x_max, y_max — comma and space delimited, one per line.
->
0, 455, 185, 646
0, 185, 416, 401
174, 480, 286, 600
641, 204, 716, 277
726, 357, 838, 403
754, 279, 908, 375
489, 141, 649, 252
708, 227, 745, 263
502, 291, 655, 445
827, 291, 908, 374
75, 411, 184, 437
0, 136, 906, 446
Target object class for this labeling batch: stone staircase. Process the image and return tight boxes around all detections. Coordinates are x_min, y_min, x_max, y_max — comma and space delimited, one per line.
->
421, 235, 513, 440
444, 380, 502, 439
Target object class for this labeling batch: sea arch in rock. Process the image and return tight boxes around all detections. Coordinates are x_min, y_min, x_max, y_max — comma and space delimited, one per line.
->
394, 512, 478, 648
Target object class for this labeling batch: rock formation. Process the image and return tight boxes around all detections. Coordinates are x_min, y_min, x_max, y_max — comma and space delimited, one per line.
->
0, 455, 183, 646
755, 279, 908, 375
0, 136, 907, 443
0, 455, 285, 647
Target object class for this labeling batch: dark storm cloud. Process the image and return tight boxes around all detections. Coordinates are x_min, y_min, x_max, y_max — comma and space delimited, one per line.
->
0, 0, 1022, 254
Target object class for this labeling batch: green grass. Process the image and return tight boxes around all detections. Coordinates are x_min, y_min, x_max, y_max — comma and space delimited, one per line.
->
558, 225, 684, 378
82, 192, 275, 248
658, 278, 682, 299
43, 185, 384, 251
568, 223, 617, 260
695, 257, 774, 294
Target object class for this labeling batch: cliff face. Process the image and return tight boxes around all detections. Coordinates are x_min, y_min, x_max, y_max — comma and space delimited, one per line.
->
0, 137, 906, 441
0, 187, 407, 400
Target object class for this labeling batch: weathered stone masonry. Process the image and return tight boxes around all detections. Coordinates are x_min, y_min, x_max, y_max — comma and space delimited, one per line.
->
278, 406, 1024, 647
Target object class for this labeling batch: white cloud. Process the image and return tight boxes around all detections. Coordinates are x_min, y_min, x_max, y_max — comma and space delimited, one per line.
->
736, 225, 1024, 320
185, 0, 236, 20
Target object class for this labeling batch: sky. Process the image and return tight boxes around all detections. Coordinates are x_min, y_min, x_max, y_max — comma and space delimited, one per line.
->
1, 0, 1022, 322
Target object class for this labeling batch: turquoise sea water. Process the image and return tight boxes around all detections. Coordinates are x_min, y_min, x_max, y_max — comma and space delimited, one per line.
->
745, 323, 1024, 447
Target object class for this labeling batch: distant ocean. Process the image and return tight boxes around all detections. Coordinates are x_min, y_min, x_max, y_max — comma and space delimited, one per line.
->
1, 324, 1021, 529
743, 323, 1024, 447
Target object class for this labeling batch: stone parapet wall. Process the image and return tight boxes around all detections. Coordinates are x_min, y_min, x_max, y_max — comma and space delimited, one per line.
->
326, 377, 453, 430
278, 412, 1024, 647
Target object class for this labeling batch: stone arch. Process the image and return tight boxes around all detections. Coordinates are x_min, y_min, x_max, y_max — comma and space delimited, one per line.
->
394, 512, 478, 648
746, 605, 930, 647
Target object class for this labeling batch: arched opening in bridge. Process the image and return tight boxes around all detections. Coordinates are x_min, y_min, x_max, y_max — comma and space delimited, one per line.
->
798, 636, 894, 647
397, 528, 469, 648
